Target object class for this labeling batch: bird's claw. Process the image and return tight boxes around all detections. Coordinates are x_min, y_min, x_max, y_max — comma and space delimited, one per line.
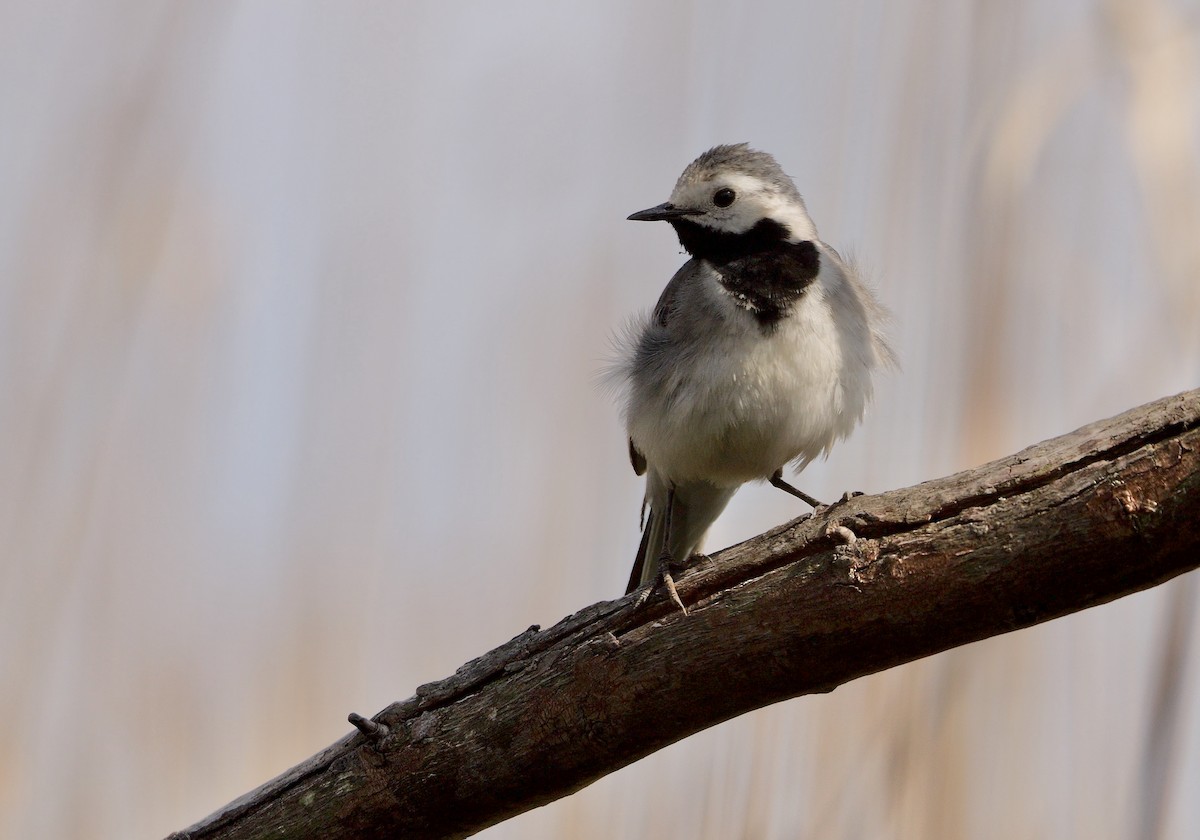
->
630, 552, 689, 615
658, 561, 687, 615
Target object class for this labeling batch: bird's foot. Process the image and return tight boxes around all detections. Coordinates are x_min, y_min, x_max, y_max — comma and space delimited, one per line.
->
630, 552, 689, 615
659, 561, 687, 615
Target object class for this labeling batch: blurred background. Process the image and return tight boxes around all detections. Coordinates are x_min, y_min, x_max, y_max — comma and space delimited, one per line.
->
2, 1, 1199, 838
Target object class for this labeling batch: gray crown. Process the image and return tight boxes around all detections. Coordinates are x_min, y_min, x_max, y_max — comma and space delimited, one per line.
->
675, 143, 805, 206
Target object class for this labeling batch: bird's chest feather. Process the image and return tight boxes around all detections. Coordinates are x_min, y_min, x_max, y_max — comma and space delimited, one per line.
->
686, 280, 843, 425
712, 239, 821, 327
631, 277, 849, 483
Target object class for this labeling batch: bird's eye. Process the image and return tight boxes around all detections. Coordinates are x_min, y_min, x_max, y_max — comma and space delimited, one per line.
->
713, 187, 736, 208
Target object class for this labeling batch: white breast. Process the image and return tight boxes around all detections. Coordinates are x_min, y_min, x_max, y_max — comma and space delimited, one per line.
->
625, 253, 877, 487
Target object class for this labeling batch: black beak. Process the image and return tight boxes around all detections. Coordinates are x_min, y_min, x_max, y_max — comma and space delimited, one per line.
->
627, 202, 703, 222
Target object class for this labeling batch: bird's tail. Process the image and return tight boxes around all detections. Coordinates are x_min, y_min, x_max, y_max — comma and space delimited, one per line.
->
626, 511, 656, 594
626, 474, 738, 594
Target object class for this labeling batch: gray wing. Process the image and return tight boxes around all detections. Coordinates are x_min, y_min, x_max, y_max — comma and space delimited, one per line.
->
651, 259, 701, 328
627, 259, 708, 391
626, 259, 700, 480
624, 261, 696, 479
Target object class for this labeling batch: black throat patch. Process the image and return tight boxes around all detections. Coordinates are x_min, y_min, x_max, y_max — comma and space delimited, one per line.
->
669, 217, 820, 328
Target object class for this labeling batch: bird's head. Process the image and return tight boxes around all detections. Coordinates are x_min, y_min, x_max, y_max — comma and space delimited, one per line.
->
628, 144, 817, 248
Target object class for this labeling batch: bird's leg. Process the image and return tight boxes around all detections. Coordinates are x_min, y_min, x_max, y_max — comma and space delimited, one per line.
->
769, 468, 824, 508
655, 485, 688, 614
627, 484, 691, 614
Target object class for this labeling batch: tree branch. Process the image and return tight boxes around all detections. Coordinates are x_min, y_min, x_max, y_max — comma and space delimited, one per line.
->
168, 389, 1200, 840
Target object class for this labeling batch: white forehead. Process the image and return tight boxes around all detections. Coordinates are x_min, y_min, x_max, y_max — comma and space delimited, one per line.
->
669, 171, 818, 242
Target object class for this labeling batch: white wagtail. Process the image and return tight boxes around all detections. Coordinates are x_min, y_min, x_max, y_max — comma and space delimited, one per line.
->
616, 144, 894, 612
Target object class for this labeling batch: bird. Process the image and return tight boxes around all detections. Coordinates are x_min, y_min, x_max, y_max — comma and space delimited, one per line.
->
614, 143, 894, 613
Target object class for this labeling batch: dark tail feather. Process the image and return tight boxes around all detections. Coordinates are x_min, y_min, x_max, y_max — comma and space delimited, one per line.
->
626, 510, 654, 594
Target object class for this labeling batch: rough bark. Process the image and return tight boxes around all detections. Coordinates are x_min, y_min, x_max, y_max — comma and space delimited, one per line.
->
169, 389, 1200, 840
